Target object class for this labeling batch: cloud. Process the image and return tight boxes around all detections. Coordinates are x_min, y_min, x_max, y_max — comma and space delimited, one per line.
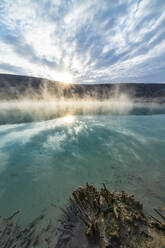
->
0, 62, 24, 74
0, 0, 165, 83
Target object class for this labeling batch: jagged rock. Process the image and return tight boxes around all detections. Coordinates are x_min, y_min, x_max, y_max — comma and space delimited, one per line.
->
57, 184, 165, 248
0, 184, 164, 248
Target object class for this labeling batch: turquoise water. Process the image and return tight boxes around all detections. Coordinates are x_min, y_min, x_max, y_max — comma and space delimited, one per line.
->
0, 105, 165, 224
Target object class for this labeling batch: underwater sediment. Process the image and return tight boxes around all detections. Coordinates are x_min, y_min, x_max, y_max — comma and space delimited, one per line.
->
0, 184, 165, 248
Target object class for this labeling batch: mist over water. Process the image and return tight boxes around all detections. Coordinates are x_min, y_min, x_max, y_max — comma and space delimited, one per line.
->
1, 98, 165, 125
0, 97, 165, 226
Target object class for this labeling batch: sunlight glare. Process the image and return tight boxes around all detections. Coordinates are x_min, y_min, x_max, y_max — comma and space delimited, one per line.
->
61, 71, 74, 84
62, 115, 75, 124
51, 70, 74, 84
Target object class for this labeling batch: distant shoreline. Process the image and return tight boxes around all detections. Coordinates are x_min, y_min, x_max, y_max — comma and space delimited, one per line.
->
0, 73, 165, 102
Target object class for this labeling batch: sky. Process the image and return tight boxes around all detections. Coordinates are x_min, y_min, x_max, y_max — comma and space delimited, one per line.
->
0, 0, 165, 84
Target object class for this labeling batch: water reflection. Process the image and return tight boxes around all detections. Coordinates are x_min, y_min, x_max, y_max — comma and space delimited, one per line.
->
61, 115, 75, 125
0, 100, 165, 125
0, 114, 165, 225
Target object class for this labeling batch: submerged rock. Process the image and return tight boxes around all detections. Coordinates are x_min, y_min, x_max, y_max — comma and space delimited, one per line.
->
57, 184, 165, 248
0, 184, 165, 247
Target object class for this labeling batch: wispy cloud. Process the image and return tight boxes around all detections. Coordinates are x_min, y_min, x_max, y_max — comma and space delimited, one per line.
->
0, 0, 165, 83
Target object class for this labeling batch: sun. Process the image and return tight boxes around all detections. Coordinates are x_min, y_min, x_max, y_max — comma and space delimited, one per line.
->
45, 68, 74, 84
60, 71, 74, 84
50, 70, 74, 84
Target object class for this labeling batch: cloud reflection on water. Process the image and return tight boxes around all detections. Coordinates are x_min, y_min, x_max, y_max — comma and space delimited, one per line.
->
0, 113, 165, 224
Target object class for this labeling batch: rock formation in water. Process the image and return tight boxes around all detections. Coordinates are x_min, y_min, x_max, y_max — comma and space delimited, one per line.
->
0, 184, 165, 247
57, 184, 165, 248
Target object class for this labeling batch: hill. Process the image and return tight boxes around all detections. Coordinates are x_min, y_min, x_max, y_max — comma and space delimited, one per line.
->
0, 73, 165, 102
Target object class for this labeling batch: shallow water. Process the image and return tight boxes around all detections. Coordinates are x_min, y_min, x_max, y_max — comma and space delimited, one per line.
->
0, 104, 165, 225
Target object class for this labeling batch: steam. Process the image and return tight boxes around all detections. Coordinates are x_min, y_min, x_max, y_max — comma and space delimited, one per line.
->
0, 97, 165, 125
0, 79, 165, 125
0, 98, 131, 124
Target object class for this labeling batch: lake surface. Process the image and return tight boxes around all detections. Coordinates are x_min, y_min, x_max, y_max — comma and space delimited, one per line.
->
0, 102, 165, 225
